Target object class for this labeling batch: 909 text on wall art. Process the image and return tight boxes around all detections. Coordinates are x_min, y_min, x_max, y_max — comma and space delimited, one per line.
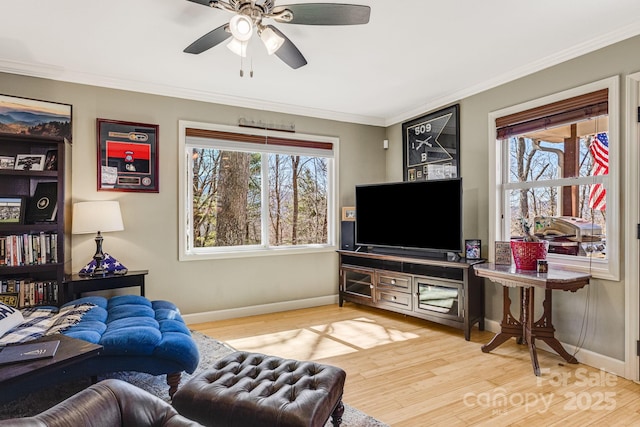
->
402, 104, 459, 182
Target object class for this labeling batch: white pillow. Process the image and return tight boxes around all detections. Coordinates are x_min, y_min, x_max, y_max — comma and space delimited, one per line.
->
0, 303, 24, 338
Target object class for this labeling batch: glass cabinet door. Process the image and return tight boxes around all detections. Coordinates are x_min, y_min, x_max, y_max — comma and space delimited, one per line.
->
415, 278, 462, 320
341, 267, 374, 301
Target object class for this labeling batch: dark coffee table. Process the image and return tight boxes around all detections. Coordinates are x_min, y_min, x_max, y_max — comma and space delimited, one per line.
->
0, 334, 102, 404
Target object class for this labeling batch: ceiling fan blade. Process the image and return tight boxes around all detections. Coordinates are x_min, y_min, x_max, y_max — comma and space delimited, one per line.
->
272, 3, 371, 25
267, 25, 307, 69
184, 24, 232, 54
186, 0, 214, 6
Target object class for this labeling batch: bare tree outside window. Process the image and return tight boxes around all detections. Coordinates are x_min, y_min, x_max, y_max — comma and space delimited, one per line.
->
505, 119, 608, 259
190, 147, 329, 250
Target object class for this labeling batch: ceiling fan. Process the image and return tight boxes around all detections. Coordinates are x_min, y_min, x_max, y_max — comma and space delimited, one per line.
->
183, 1, 371, 69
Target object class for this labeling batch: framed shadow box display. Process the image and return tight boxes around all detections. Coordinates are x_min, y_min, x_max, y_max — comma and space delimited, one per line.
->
402, 104, 460, 181
97, 119, 159, 193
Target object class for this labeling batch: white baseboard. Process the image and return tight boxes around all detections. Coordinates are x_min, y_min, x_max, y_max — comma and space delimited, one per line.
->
182, 295, 339, 325
483, 318, 626, 377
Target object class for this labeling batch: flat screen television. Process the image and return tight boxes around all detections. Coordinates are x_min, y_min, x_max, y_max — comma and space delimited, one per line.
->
354, 178, 463, 256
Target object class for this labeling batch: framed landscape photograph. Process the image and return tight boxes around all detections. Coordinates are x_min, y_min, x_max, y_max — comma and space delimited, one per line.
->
0, 94, 72, 142
0, 196, 26, 224
14, 154, 46, 171
402, 104, 460, 181
97, 119, 159, 193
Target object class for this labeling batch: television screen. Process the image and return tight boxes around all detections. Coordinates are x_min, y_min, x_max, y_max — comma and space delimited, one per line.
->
354, 178, 463, 253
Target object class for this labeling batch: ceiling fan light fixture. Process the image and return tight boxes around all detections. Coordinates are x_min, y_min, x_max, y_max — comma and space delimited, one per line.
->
259, 27, 285, 55
226, 37, 248, 57
229, 14, 253, 42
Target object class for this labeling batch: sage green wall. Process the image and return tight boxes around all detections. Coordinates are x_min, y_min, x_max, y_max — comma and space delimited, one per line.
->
0, 71, 386, 315
386, 35, 640, 361
3, 34, 638, 362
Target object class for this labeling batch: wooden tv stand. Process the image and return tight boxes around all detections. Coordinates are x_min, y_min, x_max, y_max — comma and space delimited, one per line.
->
338, 250, 484, 340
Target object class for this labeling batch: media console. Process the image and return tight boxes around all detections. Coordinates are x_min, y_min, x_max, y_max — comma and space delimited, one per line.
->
338, 250, 485, 340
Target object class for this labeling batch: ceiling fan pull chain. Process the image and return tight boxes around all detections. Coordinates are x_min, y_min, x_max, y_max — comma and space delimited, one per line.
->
250, 56, 254, 78
240, 55, 244, 77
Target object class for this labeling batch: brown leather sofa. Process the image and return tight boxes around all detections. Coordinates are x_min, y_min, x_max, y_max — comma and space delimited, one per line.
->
0, 379, 203, 427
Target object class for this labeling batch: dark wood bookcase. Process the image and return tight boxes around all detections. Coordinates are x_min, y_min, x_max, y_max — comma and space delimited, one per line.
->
0, 134, 67, 308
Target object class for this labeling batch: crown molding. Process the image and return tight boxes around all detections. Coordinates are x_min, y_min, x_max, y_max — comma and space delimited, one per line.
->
0, 58, 386, 128
385, 21, 640, 126
2, 18, 640, 130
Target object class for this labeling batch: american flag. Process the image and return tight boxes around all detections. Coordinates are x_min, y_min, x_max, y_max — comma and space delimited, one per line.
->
589, 132, 608, 211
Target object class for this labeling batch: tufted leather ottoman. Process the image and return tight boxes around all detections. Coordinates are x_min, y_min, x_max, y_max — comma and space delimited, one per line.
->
172, 351, 346, 427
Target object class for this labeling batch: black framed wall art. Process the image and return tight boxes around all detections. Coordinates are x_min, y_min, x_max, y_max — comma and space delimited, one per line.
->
402, 104, 460, 181
97, 119, 159, 193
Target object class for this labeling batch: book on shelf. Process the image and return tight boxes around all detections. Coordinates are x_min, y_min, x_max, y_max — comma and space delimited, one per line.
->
0, 340, 60, 365
0, 232, 57, 266
25, 182, 58, 224
0, 278, 58, 308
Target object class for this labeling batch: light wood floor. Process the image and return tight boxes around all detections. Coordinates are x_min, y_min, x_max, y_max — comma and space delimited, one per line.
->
190, 303, 640, 427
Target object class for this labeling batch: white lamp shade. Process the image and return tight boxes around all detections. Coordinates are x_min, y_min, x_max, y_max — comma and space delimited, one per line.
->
260, 27, 284, 55
227, 38, 248, 57
72, 201, 124, 235
229, 14, 253, 42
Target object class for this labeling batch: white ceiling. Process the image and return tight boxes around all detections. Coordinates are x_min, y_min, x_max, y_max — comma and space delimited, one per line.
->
2, 1, 640, 127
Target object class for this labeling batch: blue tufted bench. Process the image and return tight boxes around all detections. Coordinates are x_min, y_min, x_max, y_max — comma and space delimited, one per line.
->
59, 294, 199, 398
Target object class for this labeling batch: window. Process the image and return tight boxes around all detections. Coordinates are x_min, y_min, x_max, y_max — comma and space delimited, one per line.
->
178, 121, 338, 260
488, 77, 619, 279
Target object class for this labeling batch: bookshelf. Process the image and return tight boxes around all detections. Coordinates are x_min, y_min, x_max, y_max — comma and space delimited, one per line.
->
0, 134, 67, 308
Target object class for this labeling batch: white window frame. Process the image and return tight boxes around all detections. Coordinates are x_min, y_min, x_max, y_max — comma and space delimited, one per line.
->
488, 76, 620, 280
178, 120, 339, 261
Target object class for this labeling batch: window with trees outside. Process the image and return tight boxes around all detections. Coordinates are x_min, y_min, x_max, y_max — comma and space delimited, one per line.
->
489, 77, 619, 280
178, 122, 337, 259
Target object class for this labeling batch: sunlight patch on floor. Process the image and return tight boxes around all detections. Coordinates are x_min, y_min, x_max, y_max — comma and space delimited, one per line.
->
226, 317, 419, 360
310, 317, 419, 349
227, 329, 357, 360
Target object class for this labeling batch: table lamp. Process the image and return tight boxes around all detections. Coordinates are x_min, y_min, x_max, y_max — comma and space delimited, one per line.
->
72, 201, 124, 276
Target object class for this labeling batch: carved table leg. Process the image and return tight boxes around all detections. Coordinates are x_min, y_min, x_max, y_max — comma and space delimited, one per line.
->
516, 287, 525, 345
482, 287, 522, 353
533, 289, 579, 364
523, 287, 540, 376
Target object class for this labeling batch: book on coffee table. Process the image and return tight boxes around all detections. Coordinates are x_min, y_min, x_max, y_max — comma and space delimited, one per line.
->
0, 340, 59, 365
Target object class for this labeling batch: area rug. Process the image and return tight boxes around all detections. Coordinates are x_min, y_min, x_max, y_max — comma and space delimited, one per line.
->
0, 331, 389, 427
